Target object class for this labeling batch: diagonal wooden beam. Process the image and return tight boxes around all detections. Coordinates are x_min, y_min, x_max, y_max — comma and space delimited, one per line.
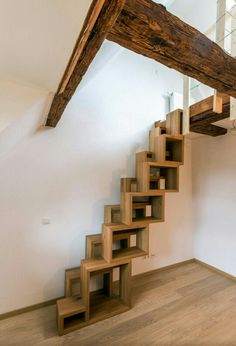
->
46, 0, 126, 127
107, 0, 236, 97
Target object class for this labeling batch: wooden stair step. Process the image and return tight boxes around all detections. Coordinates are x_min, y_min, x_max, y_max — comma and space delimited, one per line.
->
57, 297, 87, 336
102, 223, 149, 263
81, 257, 131, 272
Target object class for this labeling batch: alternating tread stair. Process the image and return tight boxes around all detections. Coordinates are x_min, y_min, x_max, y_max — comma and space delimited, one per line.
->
56, 110, 185, 335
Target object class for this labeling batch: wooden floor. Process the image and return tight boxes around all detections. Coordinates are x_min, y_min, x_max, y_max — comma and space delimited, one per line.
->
1, 261, 236, 346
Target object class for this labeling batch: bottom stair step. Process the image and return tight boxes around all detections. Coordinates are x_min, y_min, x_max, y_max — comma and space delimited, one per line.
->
57, 297, 87, 336
57, 294, 130, 336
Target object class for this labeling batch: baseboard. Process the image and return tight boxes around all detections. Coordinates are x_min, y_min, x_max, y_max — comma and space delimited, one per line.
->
0, 296, 63, 321
194, 258, 236, 281
132, 258, 195, 280
1, 257, 235, 321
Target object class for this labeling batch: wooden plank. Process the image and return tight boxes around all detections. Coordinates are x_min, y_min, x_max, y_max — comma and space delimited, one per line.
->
166, 109, 182, 136
108, 0, 236, 97
46, 0, 126, 127
65, 267, 81, 297
120, 262, 132, 307
213, 92, 223, 114
190, 94, 230, 136
104, 204, 121, 224
230, 5, 236, 120
154, 135, 184, 165
85, 234, 102, 259
183, 76, 190, 135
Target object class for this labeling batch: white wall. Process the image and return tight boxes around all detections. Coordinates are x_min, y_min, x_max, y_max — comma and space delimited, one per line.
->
0, 46, 193, 314
0, 81, 51, 160
192, 133, 236, 277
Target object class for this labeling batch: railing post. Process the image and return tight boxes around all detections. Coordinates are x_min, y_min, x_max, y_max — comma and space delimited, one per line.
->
230, 4, 236, 120
183, 75, 190, 135
214, 0, 226, 114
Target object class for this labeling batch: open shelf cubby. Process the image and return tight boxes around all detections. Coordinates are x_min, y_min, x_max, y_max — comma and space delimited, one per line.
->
81, 259, 131, 323
57, 297, 87, 336
104, 205, 121, 224
154, 134, 184, 164
102, 224, 149, 263
136, 162, 179, 192
121, 192, 165, 225
65, 267, 81, 297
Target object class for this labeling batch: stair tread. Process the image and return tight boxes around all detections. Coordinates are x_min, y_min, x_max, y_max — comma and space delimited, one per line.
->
113, 246, 147, 260
81, 257, 131, 272
146, 161, 180, 167
57, 297, 86, 317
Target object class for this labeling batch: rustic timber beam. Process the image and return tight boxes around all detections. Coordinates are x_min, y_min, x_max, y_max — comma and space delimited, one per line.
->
46, 0, 126, 127
107, 0, 236, 98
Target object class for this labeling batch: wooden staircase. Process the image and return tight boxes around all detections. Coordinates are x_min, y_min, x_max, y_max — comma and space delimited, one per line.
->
56, 110, 185, 336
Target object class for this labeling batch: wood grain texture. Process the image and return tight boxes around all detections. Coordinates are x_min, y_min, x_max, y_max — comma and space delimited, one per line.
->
189, 94, 230, 136
102, 224, 149, 262
1, 261, 236, 345
46, 0, 126, 127
108, 0, 236, 98
166, 109, 183, 136
154, 135, 184, 165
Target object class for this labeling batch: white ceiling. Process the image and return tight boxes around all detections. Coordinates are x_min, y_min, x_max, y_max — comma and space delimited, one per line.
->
0, 0, 93, 92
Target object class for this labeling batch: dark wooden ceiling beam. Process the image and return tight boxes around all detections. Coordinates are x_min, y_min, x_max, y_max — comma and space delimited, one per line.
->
46, 0, 126, 127
108, 0, 236, 97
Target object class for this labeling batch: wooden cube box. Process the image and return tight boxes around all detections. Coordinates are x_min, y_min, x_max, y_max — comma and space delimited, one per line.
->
137, 161, 179, 193
102, 223, 149, 263
166, 109, 183, 136
80, 259, 131, 323
65, 267, 81, 297
121, 191, 165, 226
57, 297, 87, 336
104, 205, 121, 224
154, 134, 184, 164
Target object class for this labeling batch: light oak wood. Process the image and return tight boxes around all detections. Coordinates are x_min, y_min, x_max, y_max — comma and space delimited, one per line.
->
154, 134, 184, 165
136, 161, 179, 193
102, 224, 149, 263
149, 124, 165, 152
166, 109, 183, 136
104, 205, 121, 224
136, 151, 155, 183
121, 191, 165, 225
86, 234, 103, 259
120, 178, 138, 193
57, 297, 86, 335
64, 267, 81, 297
